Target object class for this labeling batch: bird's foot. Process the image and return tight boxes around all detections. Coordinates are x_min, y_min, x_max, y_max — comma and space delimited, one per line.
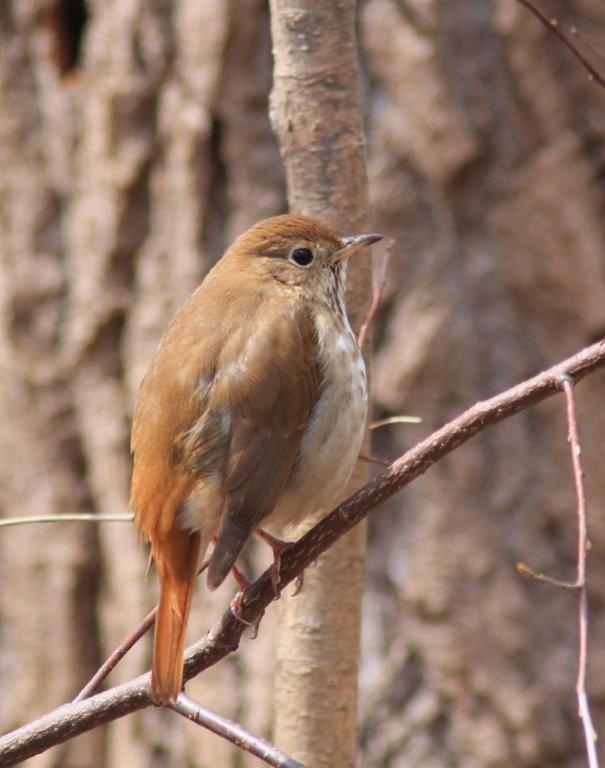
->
292, 571, 304, 596
231, 562, 251, 590
256, 528, 292, 596
255, 528, 304, 597
229, 591, 262, 639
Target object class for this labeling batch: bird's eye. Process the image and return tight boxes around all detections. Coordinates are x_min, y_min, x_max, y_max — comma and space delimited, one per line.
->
290, 247, 314, 267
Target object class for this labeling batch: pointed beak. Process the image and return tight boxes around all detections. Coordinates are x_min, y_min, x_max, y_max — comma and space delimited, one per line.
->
331, 232, 382, 263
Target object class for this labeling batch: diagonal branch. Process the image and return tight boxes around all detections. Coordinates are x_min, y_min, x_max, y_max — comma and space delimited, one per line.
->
514, 0, 605, 89
170, 693, 305, 768
72, 607, 157, 703
0, 339, 604, 767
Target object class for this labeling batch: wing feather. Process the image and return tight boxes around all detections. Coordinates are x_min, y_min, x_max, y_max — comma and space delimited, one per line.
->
207, 302, 321, 589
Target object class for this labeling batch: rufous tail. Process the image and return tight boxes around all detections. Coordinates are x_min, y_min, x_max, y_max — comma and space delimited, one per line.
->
151, 527, 201, 704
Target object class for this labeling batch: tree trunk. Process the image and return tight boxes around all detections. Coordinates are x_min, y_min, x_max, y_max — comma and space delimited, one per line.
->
0, 1, 604, 766
268, 1, 373, 766
0, 2, 281, 766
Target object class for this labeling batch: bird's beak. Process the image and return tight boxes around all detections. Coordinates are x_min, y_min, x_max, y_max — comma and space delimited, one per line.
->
331, 232, 382, 263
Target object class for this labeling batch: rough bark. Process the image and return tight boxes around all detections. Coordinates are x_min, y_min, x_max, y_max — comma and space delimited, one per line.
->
0, 1, 280, 766
269, 1, 373, 766
361, 1, 605, 766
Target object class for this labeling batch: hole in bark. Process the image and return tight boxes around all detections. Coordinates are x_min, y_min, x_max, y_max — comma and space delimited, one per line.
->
48, 0, 88, 78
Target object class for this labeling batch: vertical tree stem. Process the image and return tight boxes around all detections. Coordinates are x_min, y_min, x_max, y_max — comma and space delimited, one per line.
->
268, 2, 372, 766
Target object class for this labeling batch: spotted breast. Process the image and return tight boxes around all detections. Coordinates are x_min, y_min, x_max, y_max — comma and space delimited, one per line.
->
266, 266, 368, 532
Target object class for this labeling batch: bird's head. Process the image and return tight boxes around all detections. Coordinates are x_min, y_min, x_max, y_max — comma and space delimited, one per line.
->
223, 214, 381, 300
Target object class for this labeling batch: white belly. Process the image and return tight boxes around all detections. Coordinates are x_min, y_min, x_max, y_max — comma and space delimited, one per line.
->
268, 309, 368, 531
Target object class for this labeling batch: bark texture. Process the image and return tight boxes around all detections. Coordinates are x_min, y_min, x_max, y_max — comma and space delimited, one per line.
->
269, 2, 372, 766
361, 2, 605, 766
0, 0, 604, 767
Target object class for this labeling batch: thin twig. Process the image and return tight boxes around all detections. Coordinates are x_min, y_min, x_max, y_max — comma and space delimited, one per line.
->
516, 561, 578, 589
357, 247, 392, 350
562, 377, 599, 768
74, 556, 213, 701
370, 415, 421, 429
514, 0, 605, 89
170, 693, 305, 768
0, 513, 133, 527
563, 378, 588, 588
520, 376, 600, 766
570, 27, 605, 64
359, 452, 391, 468
73, 607, 157, 703
0, 340, 603, 767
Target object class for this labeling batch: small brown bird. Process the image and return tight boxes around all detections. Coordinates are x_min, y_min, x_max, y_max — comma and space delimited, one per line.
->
130, 214, 381, 704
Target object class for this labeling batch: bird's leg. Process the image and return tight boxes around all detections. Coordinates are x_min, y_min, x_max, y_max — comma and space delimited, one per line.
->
229, 562, 266, 638
231, 562, 251, 590
255, 528, 289, 595
255, 528, 304, 596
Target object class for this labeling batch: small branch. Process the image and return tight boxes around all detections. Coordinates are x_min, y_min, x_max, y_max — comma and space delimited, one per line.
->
516, 561, 578, 589
73, 607, 157, 703
370, 415, 421, 429
563, 378, 588, 588
514, 0, 605, 89
518, 375, 600, 767
570, 27, 605, 64
0, 339, 604, 767
0, 513, 133, 527
359, 452, 391, 468
357, 248, 391, 350
74, 556, 213, 701
170, 693, 305, 768
562, 377, 599, 768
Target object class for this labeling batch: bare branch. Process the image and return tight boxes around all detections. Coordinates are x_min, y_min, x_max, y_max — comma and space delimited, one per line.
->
357, 248, 391, 350
0, 514, 133, 527
518, 374, 600, 766
370, 415, 421, 429
570, 27, 605, 64
0, 339, 603, 767
562, 378, 599, 768
74, 557, 212, 701
359, 453, 391, 468
73, 607, 157, 703
516, 560, 578, 589
170, 693, 305, 768
514, 0, 605, 89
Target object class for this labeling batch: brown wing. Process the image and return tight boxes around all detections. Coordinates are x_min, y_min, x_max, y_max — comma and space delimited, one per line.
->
129, 270, 230, 541
206, 302, 321, 589
129, 280, 225, 703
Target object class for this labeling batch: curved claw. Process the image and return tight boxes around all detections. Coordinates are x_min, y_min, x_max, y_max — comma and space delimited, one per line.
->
292, 572, 304, 597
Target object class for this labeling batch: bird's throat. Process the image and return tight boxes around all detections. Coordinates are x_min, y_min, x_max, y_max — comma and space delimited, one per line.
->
327, 261, 347, 320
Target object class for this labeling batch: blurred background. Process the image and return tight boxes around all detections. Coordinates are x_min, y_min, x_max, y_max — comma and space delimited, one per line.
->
1, 0, 605, 766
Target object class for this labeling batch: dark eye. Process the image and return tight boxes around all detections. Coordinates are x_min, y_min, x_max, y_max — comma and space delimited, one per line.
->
290, 247, 314, 267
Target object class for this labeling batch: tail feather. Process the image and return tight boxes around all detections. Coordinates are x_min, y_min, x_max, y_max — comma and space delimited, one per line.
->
152, 528, 201, 704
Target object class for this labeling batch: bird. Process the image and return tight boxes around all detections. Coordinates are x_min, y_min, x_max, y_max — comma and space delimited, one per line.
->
130, 214, 381, 704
